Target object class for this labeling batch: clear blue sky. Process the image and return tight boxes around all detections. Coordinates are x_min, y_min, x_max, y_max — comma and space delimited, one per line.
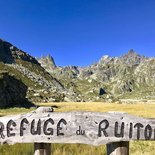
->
0, 0, 155, 66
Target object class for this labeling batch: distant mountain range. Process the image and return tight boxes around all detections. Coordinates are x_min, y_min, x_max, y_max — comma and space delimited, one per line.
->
0, 38, 155, 107
38, 50, 155, 103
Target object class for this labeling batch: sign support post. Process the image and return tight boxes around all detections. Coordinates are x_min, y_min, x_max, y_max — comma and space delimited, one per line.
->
107, 141, 129, 155
34, 143, 51, 155
34, 107, 53, 155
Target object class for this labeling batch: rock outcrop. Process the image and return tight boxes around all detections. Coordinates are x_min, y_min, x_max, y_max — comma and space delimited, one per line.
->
38, 55, 56, 71
0, 72, 33, 108
0, 39, 39, 64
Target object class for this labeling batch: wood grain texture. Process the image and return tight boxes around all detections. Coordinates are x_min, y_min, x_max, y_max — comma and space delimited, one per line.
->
0, 108, 155, 146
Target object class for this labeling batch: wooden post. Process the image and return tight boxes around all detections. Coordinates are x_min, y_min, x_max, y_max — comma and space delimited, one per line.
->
34, 107, 53, 155
106, 141, 129, 155
34, 143, 51, 155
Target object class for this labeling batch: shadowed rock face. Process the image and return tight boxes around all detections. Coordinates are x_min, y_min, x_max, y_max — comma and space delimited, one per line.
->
0, 39, 39, 65
0, 72, 34, 108
0, 39, 14, 63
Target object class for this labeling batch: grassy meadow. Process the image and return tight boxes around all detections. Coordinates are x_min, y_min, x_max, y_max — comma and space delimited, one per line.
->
1, 102, 155, 155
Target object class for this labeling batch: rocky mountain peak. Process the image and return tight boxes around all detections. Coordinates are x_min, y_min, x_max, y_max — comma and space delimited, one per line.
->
120, 49, 146, 65
38, 54, 56, 71
98, 55, 112, 65
0, 39, 39, 65
127, 49, 137, 54
100, 55, 110, 61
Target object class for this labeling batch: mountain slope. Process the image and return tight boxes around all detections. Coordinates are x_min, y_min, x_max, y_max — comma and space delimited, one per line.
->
1, 38, 154, 105
0, 39, 67, 105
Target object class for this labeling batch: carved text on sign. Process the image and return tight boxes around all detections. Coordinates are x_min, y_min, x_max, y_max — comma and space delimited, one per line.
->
0, 111, 155, 145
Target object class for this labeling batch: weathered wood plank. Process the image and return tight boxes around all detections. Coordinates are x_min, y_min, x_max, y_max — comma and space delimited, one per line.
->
0, 108, 155, 146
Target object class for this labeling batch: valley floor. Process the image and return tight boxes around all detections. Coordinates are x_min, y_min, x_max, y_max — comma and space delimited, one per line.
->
1, 102, 155, 155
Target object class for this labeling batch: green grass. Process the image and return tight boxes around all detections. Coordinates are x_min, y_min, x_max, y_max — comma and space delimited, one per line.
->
1, 102, 155, 155
0, 144, 33, 155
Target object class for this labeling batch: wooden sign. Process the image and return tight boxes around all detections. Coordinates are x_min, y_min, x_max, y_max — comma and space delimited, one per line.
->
0, 107, 155, 146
